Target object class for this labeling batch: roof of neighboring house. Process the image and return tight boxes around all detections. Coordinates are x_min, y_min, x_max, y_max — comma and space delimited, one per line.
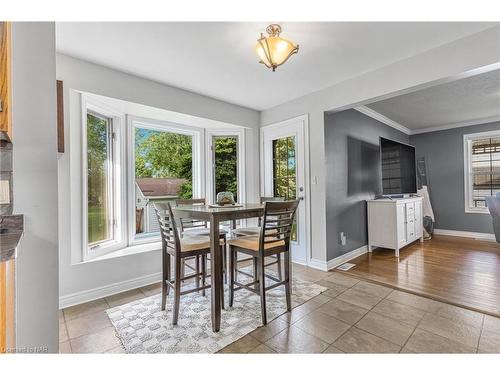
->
136, 178, 187, 197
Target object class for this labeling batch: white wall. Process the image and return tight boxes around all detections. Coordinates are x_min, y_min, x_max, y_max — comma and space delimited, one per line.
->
12, 22, 59, 353
260, 25, 500, 265
56, 54, 261, 305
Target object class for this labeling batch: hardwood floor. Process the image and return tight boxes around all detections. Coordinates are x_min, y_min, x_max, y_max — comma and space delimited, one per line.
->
341, 235, 500, 317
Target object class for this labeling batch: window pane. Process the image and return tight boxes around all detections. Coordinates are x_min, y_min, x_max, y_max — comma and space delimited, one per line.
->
272, 136, 298, 241
471, 137, 500, 208
214, 136, 238, 202
134, 127, 193, 239
87, 113, 112, 245
272, 136, 296, 200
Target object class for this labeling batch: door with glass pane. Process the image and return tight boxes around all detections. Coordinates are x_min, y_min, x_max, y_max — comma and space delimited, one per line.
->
261, 116, 308, 264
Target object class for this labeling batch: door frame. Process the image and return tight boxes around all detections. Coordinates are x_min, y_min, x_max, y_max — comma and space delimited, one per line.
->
260, 114, 311, 265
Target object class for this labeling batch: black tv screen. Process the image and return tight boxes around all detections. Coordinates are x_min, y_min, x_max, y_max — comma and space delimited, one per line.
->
380, 137, 417, 195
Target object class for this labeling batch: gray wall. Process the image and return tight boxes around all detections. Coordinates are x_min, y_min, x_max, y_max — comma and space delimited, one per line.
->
410, 121, 500, 234
12, 22, 59, 352
324, 109, 409, 261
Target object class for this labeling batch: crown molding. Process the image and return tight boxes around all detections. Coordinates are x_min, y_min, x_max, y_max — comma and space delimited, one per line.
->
355, 106, 500, 136
410, 115, 500, 135
354, 106, 411, 135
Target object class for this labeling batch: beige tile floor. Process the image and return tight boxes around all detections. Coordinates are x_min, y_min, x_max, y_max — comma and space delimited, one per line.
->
59, 262, 500, 354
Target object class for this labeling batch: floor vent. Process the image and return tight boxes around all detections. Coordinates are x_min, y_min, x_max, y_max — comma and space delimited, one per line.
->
336, 262, 356, 271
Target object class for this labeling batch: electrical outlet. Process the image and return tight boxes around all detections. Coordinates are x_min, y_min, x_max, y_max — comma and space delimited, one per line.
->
340, 232, 347, 246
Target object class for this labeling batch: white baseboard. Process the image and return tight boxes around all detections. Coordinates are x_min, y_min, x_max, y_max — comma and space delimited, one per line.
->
307, 258, 329, 271
59, 272, 162, 309
308, 245, 368, 272
434, 229, 496, 241
292, 257, 308, 266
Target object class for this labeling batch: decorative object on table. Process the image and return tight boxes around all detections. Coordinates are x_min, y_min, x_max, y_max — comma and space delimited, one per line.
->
0, 131, 13, 215
208, 203, 243, 208
106, 267, 326, 354
256, 24, 299, 72
216, 191, 235, 206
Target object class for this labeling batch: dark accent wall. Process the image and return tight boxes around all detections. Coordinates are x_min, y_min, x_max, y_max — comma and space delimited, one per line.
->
324, 109, 409, 261
410, 121, 500, 234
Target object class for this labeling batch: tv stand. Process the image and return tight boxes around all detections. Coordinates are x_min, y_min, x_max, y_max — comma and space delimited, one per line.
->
367, 196, 423, 257
375, 195, 395, 200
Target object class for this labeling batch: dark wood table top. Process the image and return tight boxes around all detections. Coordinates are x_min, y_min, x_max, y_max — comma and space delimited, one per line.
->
172, 203, 264, 220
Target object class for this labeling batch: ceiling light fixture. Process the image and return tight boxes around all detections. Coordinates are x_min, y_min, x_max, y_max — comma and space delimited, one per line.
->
256, 24, 299, 72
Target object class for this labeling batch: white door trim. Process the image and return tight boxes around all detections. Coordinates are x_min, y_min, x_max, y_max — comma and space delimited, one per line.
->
260, 114, 311, 265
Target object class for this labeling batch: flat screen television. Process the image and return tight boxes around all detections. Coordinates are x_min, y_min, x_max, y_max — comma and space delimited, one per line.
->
380, 137, 417, 195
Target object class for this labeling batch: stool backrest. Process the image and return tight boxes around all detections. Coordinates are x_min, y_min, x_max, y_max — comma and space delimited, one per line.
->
154, 202, 181, 256
175, 198, 206, 205
260, 196, 286, 203
260, 200, 300, 253
174, 198, 208, 232
258, 196, 285, 226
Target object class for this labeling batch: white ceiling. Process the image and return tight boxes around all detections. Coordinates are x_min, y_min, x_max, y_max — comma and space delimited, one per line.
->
366, 69, 500, 131
56, 22, 498, 110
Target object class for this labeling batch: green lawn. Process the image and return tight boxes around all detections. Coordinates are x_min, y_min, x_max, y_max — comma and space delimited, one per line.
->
88, 206, 108, 244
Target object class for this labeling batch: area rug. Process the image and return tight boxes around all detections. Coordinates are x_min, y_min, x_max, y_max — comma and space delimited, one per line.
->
106, 269, 327, 353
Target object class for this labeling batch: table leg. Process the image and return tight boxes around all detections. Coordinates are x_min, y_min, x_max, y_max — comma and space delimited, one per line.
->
210, 216, 221, 332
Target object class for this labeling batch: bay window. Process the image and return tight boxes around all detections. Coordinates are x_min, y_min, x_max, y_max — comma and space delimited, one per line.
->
81, 94, 243, 261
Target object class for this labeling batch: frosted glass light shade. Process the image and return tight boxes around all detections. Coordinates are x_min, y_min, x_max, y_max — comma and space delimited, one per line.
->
256, 25, 298, 71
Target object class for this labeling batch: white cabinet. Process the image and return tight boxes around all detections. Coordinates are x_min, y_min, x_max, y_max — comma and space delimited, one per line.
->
367, 197, 423, 257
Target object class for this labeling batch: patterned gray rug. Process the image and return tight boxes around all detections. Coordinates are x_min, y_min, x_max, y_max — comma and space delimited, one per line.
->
106, 269, 326, 353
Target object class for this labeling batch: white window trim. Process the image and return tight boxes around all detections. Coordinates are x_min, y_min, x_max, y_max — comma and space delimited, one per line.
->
463, 130, 500, 214
127, 115, 204, 246
205, 128, 246, 205
81, 95, 127, 261
75, 92, 245, 263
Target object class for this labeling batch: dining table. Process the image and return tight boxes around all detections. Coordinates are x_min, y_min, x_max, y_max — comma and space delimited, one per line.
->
172, 203, 264, 332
